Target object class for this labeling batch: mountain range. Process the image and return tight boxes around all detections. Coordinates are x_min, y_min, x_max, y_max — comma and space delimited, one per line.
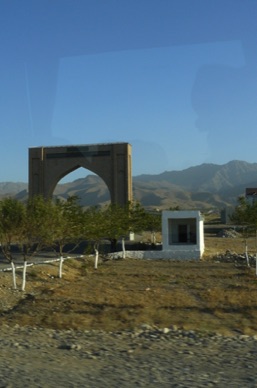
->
1, 160, 257, 211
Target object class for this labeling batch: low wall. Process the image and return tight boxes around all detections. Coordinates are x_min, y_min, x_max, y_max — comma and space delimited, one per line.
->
109, 250, 202, 260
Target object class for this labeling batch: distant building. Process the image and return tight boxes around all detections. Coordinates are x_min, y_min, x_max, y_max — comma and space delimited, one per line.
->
220, 207, 234, 224
245, 188, 257, 205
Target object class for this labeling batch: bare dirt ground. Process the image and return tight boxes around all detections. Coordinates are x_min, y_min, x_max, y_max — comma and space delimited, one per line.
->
1, 232, 257, 387
1, 232, 257, 336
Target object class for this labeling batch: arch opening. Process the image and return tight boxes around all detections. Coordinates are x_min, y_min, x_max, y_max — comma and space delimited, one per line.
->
53, 167, 111, 208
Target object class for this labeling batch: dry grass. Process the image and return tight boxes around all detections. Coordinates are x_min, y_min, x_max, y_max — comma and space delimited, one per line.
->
1, 233, 257, 336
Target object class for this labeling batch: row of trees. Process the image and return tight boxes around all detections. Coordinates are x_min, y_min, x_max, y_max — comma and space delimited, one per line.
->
230, 196, 257, 228
0, 196, 161, 290
230, 196, 257, 267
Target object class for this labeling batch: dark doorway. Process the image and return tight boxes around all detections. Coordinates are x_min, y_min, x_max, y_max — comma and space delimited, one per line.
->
178, 224, 187, 243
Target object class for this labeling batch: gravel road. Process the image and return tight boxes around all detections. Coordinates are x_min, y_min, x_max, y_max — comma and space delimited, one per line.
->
0, 324, 257, 388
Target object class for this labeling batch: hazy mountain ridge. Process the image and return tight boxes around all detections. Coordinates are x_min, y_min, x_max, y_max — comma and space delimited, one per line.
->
134, 160, 257, 192
0, 182, 28, 197
1, 160, 257, 210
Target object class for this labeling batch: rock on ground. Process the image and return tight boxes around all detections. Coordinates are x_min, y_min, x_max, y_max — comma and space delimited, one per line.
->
0, 324, 257, 387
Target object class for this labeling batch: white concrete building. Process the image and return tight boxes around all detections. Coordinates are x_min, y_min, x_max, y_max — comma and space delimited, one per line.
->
111, 210, 205, 260
161, 210, 205, 260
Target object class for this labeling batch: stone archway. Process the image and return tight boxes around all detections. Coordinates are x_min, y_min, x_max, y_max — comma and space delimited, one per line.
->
29, 142, 132, 206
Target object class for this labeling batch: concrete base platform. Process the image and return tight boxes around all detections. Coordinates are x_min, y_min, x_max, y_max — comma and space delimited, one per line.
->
109, 250, 201, 260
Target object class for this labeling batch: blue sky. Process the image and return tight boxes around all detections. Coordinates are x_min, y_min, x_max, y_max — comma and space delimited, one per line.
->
0, 0, 256, 182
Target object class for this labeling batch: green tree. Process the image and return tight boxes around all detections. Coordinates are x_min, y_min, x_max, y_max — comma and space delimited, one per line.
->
0, 198, 25, 289
0, 195, 86, 289
82, 205, 107, 268
50, 196, 84, 277
19, 196, 55, 290
51, 196, 84, 254
104, 201, 150, 255
103, 203, 131, 252
82, 203, 132, 265
230, 196, 257, 228
230, 196, 257, 266
144, 211, 162, 244
128, 202, 146, 230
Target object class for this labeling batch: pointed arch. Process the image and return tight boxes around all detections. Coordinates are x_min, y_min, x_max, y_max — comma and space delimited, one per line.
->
53, 167, 111, 207
29, 143, 132, 206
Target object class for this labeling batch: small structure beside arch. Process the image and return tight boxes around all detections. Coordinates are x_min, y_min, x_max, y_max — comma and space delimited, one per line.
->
110, 210, 205, 260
